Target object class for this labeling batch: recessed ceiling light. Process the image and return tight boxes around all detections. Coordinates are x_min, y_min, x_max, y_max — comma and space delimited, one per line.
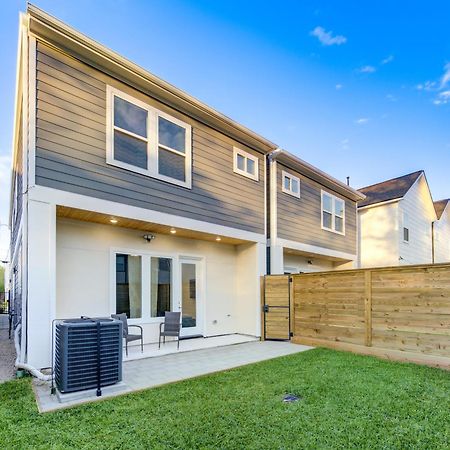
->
215, 236, 221, 242
170, 228, 176, 234
110, 218, 118, 224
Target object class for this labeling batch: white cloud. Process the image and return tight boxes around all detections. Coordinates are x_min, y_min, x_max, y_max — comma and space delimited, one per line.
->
433, 90, 450, 105
355, 118, 369, 125
381, 55, 394, 65
358, 65, 376, 73
440, 62, 450, 88
386, 94, 397, 102
335, 84, 343, 90
416, 80, 437, 91
310, 26, 347, 46
341, 138, 350, 150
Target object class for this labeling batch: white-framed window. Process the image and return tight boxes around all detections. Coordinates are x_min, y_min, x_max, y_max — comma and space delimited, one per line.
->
233, 147, 259, 181
106, 86, 192, 188
321, 190, 345, 235
113, 251, 173, 322
402, 212, 410, 243
282, 171, 301, 198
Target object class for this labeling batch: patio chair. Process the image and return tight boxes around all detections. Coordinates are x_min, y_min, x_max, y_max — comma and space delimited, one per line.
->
111, 313, 143, 357
159, 311, 181, 350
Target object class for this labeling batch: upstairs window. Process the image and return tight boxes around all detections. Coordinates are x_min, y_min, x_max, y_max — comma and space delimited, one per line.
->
282, 171, 300, 198
321, 191, 345, 235
233, 147, 259, 181
107, 86, 192, 188
403, 212, 410, 242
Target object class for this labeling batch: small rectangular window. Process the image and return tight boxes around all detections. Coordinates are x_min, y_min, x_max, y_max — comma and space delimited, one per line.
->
403, 212, 409, 242
107, 86, 192, 188
321, 191, 345, 235
282, 171, 301, 198
233, 147, 259, 181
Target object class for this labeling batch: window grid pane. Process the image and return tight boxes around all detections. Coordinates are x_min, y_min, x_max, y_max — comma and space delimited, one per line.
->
158, 147, 186, 181
150, 257, 172, 318
247, 158, 255, 175
114, 96, 147, 138
158, 116, 186, 153
114, 130, 148, 169
115, 254, 142, 319
291, 178, 299, 193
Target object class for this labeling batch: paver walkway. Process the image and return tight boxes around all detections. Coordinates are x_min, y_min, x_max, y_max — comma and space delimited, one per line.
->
34, 340, 313, 412
0, 315, 15, 383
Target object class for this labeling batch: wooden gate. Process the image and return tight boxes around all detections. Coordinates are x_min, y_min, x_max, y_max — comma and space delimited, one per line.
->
262, 275, 291, 340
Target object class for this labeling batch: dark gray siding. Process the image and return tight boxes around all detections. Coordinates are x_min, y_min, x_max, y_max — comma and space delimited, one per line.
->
11, 108, 23, 248
35, 42, 265, 234
276, 163, 357, 255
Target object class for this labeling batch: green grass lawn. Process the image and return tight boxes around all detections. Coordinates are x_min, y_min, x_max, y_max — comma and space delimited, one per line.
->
0, 348, 449, 449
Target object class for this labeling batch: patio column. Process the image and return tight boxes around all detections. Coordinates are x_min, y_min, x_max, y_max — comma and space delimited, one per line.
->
26, 199, 56, 369
270, 244, 284, 274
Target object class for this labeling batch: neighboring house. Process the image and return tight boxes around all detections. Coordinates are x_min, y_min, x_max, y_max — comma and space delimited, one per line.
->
268, 150, 365, 274
358, 171, 437, 268
9, 6, 365, 370
433, 199, 450, 263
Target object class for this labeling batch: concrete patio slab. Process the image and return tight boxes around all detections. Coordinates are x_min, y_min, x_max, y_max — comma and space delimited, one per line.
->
33, 340, 313, 412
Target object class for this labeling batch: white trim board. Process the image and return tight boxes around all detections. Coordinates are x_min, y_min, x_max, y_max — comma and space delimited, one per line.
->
28, 185, 266, 244
277, 238, 356, 262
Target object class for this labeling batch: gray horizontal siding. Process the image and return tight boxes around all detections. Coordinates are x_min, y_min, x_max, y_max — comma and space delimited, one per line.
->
277, 163, 357, 255
35, 42, 265, 234
12, 109, 23, 248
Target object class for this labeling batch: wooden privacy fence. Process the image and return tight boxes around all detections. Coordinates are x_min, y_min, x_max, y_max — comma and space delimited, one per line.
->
262, 263, 450, 369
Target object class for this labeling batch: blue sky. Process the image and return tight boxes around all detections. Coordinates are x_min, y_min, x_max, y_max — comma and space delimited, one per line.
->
1, 0, 450, 258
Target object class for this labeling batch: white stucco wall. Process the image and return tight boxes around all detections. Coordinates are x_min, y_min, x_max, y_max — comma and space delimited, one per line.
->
283, 252, 335, 273
56, 218, 262, 349
358, 202, 399, 268
434, 205, 450, 263
398, 176, 435, 265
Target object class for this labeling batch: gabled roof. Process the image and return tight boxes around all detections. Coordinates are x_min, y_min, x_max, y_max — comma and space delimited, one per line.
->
358, 170, 423, 208
26, 4, 278, 154
434, 199, 450, 219
272, 150, 365, 202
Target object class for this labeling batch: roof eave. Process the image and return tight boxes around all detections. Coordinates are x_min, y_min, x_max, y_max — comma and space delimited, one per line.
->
27, 4, 277, 154
273, 150, 366, 202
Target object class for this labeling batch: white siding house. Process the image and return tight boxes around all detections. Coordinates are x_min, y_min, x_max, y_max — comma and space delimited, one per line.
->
358, 171, 437, 268
433, 199, 450, 263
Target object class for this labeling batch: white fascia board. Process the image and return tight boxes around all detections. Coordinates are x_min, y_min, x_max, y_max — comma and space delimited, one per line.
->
8, 13, 28, 228
357, 198, 401, 211
29, 185, 266, 244
277, 237, 356, 261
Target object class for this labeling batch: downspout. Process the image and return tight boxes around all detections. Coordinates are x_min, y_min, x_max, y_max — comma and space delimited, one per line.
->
266, 148, 282, 275
14, 324, 52, 381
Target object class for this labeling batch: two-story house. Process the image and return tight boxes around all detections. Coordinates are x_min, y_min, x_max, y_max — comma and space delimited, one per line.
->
10, 6, 279, 369
358, 171, 437, 268
9, 5, 364, 370
433, 199, 450, 263
268, 150, 364, 274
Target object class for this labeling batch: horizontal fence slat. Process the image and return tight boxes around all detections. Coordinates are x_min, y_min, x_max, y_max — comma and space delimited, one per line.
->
263, 264, 450, 368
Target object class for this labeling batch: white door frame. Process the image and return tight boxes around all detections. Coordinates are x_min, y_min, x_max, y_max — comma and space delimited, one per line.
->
179, 256, 205, 337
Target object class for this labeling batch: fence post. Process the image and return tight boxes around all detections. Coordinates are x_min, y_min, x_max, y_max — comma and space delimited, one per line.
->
364, 270, 372, 347
289, 275, 295, 339
260, 276, 265, 341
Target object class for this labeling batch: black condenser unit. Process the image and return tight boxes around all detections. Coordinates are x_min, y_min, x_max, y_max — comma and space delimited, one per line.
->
54, 318, 123, 394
